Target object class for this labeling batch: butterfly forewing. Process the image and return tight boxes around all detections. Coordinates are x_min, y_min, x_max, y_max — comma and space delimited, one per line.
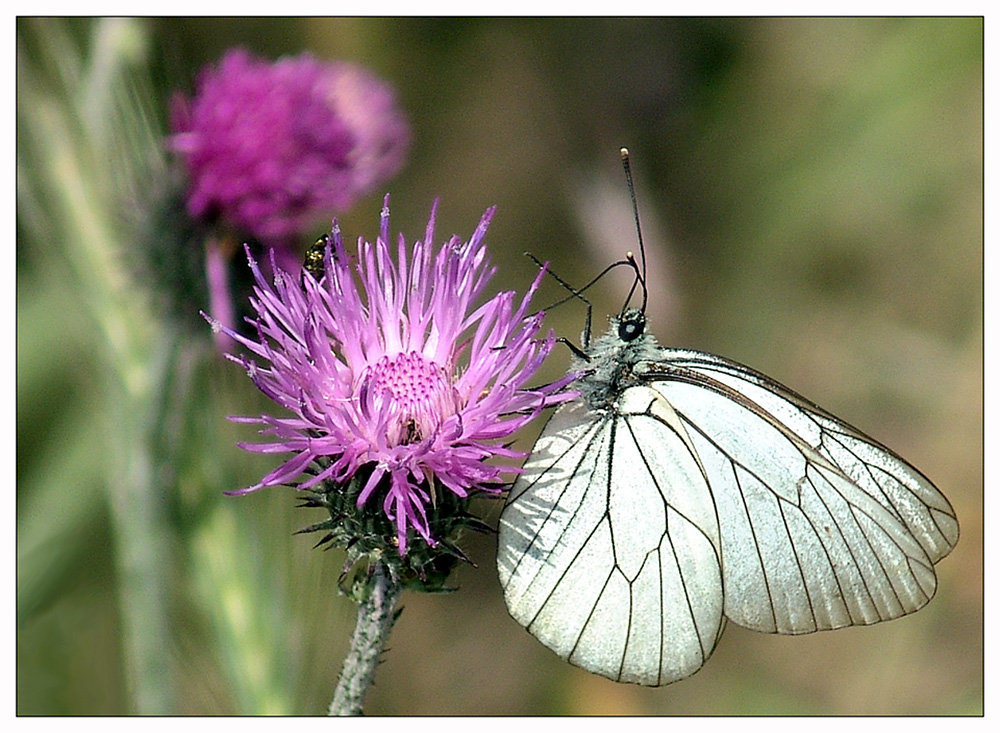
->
640, 349, 958, 634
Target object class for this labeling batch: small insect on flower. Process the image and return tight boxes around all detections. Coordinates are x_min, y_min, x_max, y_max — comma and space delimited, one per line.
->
205, 196, 574, 587
303, 234, 330, 281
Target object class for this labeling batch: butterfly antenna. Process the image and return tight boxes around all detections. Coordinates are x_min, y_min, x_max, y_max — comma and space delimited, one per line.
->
528, 253, 634, 311
620, 147, 648, 315
526, 252, 634, 350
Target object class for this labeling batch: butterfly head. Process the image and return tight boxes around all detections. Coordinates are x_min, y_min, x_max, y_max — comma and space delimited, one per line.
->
573, 309, 660, 411
618, 308, 646, 343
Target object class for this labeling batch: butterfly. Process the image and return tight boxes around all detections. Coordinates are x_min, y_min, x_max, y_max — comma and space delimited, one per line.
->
496, 149, 958, 686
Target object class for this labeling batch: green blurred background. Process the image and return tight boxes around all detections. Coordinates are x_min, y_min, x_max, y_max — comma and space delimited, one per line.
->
17, 17, 982, 715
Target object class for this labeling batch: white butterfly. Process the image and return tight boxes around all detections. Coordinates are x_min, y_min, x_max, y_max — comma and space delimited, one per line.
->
496, 150, 959, 687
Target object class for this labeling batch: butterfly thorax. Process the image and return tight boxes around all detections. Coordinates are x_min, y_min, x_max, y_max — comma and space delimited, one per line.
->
574, 308, 662, 412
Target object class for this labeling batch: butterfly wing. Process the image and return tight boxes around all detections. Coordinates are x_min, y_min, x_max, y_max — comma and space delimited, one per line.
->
498, 390, 726, 686
641, 349, 959, 634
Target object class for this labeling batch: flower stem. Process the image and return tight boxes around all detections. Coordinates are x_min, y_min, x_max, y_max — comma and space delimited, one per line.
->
329, 563, 401, 716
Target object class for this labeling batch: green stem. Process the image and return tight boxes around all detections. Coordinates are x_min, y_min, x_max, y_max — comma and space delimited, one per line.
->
18, 18, 176, 713
104, 341, 175, 714
328, 563, 401, 716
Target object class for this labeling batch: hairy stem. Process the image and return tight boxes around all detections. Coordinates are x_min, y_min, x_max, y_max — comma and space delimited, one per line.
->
328, 563, 401, 715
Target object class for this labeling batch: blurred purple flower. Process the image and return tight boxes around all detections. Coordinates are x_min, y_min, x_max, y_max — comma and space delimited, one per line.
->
170, 48, 409, 244
207, 196, 574, 555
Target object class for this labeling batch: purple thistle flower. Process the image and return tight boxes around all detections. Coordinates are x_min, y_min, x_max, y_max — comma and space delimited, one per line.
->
207, 196, 574, 557
170, 48, 409, 245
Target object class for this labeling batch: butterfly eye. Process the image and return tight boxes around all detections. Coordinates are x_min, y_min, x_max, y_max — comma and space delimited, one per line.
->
618, 316, 645, 342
